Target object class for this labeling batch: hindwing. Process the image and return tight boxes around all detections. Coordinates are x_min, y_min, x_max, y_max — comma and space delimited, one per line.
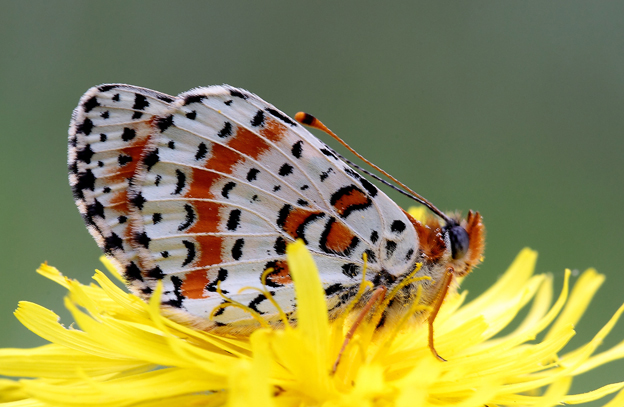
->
69, 84, 421, 331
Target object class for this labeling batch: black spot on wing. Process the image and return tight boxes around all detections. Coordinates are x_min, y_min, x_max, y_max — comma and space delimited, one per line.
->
391, 220, 406, 234
370, 230, 379, 243
132, 111, 143, 120
75, 169, 96, 195
147, 266, 164, 279
341, 263, 360, 278
68, 161, 78, 175
152, 213, 162, 224
359, 178, 378, 197
195, 142, 207, 160
385, 241, 397, 259
83, 96, 99, 113
224, 100, 233, 106
86, 199, 105, 220
178, 204, 195, 231
217, 122, 233, 138
100, 133, 107, 141
135, 232, 151, 249
124, 262, 143, 282
266, 108, 296, 126
103, 232, 123, 254
229, 89, 248, 99
320, 168, 333, 182
247, 168, 260, 182
363, 249, 377, 263
155, 115, 174, 132
181, 240, 196, 267
98, 84, 118, 92
405, 248, 415, 261
212, 306, 226, 317
206, 268, 229, 293
112, 93, 120, 102
133, 93, 149, 110
158, 95, 174, 103
118, 216, 127, 224
183, 94, 206, 105
371, 269, 397, 287
143, 149, 159, 171
77, 118, 94, 135
320, 148, 337, 160
344, 168, 377, 197
227, 209, 241, 231
118, 154, 132, 167
163, 276, 183, 308
121, 127, 136, 141
251, 110, 265, 127
291, 140, 303, 158
132, 192, 146, 210
279, 163, 293, 177
168, 141, 175, 149
276, 204, 292, 229
231, 238, 244, 260
76, 144, 94, 164
274, 236, 286, 255
173, 169, 186, 195
221, 182, 236, 198
185, 110, 197, 120
101, 111, 109, 119
248, 293, 270, 315
325, 283, 344, 296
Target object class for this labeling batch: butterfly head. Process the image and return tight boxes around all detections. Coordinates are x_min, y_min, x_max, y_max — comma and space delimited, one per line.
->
442, 210, 485, 277
406, 209, 485, 278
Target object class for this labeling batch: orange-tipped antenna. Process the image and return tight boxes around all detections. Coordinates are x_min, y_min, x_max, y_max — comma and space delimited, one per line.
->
294, 112, 453, 224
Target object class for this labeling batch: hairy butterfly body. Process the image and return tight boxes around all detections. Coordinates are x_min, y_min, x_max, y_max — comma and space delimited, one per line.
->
68, 84, 484, 336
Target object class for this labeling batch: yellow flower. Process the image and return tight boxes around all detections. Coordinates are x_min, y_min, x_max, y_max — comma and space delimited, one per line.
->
2, 211, 624, 406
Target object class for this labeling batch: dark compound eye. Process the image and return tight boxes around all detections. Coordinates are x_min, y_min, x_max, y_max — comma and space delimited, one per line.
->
448, 225, 470, 260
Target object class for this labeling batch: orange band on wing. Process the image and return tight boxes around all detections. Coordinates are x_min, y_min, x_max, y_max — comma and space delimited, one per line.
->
266, 260, 292, 286
259, 117, 288, 143
278, 206, 326, 240
181, 269, 210, 299
194, 235, 224, 267
320, 218, 360, 256
228, 127, 271, 159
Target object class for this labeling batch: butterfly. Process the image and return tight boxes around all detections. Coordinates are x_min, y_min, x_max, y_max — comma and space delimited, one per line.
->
68, 84, 485, 351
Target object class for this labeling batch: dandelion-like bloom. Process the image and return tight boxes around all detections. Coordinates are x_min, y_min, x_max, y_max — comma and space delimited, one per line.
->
2, 220, 624, 406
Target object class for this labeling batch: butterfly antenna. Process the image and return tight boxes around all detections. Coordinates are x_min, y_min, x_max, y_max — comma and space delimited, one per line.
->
295, 112, 453, 224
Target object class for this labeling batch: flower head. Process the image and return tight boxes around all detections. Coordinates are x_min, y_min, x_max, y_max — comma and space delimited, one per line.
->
2, 210, 624, 406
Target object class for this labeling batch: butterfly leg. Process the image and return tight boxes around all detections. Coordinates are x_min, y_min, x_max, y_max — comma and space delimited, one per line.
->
428, 267, 454, 362
331, 286, 387, 374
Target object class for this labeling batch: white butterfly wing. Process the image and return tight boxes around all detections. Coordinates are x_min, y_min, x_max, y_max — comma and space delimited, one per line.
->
69, 84, 421, 331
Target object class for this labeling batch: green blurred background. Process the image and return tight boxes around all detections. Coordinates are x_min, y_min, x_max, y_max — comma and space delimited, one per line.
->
1, 2, 623, 403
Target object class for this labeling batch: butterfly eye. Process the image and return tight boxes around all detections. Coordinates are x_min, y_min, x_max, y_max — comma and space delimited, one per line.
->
448, 225, 470, 260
